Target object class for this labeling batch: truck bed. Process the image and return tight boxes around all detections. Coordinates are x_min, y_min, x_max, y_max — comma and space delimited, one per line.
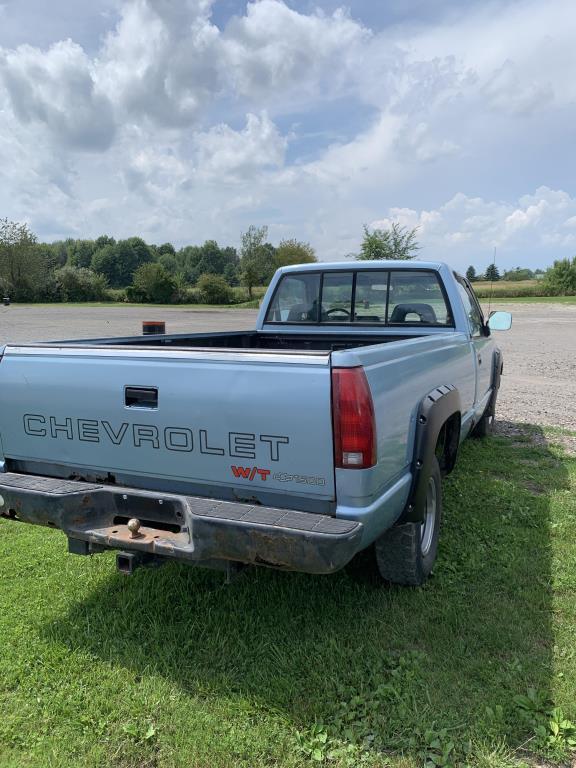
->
56, 330, 417, 352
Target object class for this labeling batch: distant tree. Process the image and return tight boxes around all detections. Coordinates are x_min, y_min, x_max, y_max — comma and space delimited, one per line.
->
162, 241, 238, 284
157, 252, 179, 275
484, 264, 501, 282
172, 245, 201, 282
91, 244, 117, 285
274, 238, 317, 268
190, 240, 236, 282
240, 259, 259, 300
91, 237, 153, 287
67, 239, 98, 269
131, 262, 176, 303
117, 237, 153, 285
223, 261, 239, 286
259, 242, 277, 280
0, 218, 43, 300
221, 247, 240, 285
55, 266, 108, 301
35, 242, 65, 271
171, 273, 190, 303
157, 242, 176, 257
239, 225, 276, 297
542, 257, 576, 296
44, 240, 68, 268
196, 273, 232, 304
95, 235, 116, 251
358, 222, 419, 261
502, 267, 534, 281
466, 265, 477, 282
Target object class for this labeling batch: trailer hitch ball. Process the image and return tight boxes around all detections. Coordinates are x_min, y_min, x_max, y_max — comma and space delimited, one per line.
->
127, 518, 142, 539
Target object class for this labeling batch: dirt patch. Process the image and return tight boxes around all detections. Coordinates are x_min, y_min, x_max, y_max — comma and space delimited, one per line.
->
523, 481, 546, 496
495, 420, 576, 456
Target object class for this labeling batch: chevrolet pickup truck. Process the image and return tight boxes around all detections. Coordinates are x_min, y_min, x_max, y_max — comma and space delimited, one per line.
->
0, 261, 511, 585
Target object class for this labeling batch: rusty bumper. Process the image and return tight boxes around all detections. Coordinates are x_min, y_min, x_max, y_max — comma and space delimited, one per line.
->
0, 472, 362, 574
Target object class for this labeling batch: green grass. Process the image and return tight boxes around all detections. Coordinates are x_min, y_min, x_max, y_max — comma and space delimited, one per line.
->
1, 427, 576, 767
472, 280, 576, 301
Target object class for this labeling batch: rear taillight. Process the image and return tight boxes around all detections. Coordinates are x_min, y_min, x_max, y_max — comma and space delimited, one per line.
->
332, 367, 377, 469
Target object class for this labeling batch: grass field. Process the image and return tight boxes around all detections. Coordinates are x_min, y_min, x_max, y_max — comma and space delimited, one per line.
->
474, 280, 541, 293
1, 427, 576, 768
471, 280, 575, 301
483, 295, 576, 304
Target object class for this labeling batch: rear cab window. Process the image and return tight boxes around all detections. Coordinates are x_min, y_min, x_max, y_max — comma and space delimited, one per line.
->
265, 269, 453, 327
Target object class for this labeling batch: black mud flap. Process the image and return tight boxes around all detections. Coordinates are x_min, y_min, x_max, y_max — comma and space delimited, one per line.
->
400, 384, 461, 524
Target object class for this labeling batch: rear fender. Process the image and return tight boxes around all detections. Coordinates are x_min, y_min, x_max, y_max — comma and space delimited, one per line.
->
400, 385, 461, 523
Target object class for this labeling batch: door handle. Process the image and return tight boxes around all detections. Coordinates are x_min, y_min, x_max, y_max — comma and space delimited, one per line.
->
477, 354, 482, 365
125, 386, 158, 409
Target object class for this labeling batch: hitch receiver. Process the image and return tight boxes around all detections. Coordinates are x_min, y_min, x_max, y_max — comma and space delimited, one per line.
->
116, 550, 163, 575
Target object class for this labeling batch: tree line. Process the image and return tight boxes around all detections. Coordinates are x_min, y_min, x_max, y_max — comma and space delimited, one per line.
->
0, 220, 316, 304
465, 264, 547, 282
1, 217, 574, 303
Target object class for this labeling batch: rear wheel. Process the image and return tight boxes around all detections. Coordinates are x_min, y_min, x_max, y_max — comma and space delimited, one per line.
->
346, 457, 442, 587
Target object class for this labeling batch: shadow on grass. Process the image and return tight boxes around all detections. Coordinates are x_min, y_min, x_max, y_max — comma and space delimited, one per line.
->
45, 423, 569, 760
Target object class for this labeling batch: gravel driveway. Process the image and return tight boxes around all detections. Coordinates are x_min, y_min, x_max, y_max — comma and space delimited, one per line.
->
487, 302, 576, 431
0, 301, 574, 431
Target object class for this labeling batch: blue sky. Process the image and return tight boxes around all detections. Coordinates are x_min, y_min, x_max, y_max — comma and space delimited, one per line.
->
0, 0, 574, 272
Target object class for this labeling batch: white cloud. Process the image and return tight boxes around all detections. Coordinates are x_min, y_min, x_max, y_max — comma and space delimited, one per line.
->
371, 187, 576, 263
194, 111, 287, 179
0, 40, 115, 150
0, 0, 575, 272
97, 0, 222, 126
399, 0, 576, 112
394, 121, 460, 163
223, 0, 369, 103
297, 112, 404, 186
482, 60, 554, 116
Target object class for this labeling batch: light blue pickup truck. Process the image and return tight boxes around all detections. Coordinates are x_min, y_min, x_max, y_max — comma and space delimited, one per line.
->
0, 261, 511, 585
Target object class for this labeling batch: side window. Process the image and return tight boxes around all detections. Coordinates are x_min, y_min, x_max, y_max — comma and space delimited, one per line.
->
321, 272, 353, 323
455, 278, 483, 337
388, 271, 452, 325
265, 274, 320, 323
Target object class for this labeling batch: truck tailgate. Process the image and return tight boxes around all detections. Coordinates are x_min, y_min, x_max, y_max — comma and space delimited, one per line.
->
0, 345, 335, 501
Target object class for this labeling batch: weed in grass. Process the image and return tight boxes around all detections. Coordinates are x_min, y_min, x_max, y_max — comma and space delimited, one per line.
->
512, 689, 576, 761
409, 727, 459, 768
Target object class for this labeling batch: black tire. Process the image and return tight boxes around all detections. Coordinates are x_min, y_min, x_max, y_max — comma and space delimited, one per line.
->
347, 456, 442, 587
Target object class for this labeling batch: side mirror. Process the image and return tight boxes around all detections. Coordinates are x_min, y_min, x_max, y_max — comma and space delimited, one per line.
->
487, 310, 512, 331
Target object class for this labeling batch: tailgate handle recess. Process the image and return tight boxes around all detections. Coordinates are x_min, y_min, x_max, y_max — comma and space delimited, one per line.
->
125, 386, 158, 409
